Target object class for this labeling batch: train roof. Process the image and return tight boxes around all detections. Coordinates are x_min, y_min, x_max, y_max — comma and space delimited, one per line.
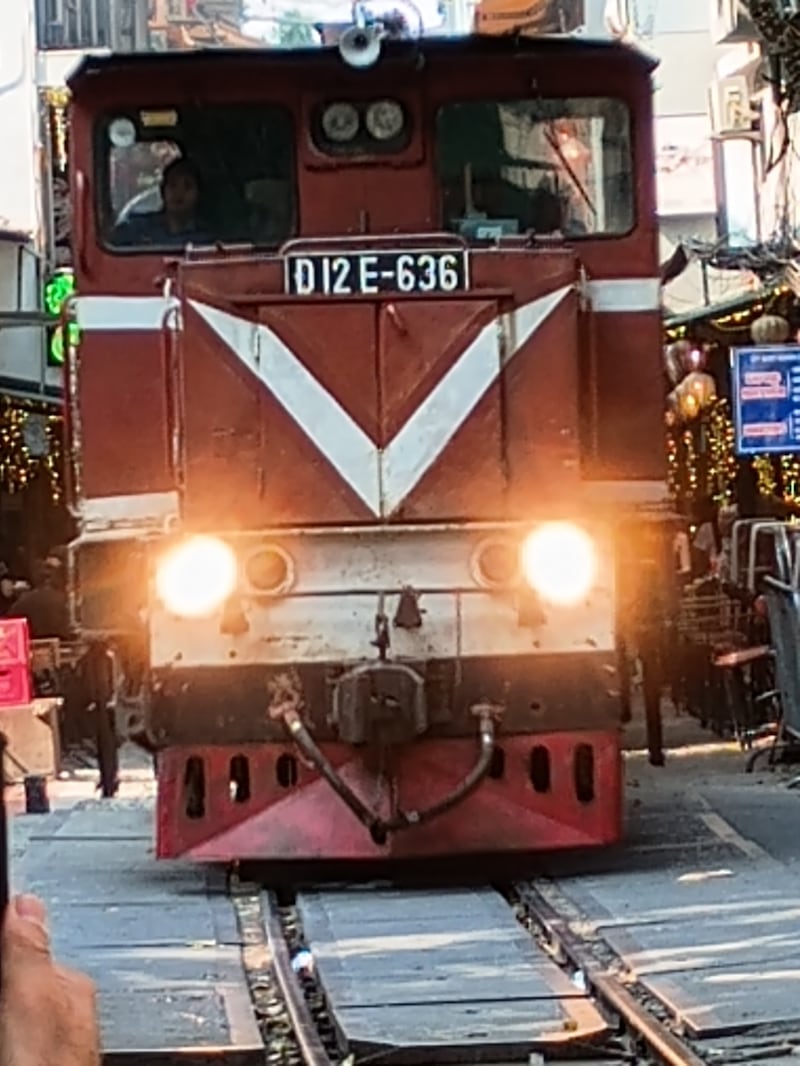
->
67, 33, 656, 91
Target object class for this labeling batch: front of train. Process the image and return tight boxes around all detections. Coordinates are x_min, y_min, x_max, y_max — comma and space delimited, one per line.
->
67, 24, 668, 864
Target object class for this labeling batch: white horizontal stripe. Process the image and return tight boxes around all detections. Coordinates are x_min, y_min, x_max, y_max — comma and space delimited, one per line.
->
75, 295, 178, 331
74, 278, 659, 333
226, 523, 610, 594
79, 492, 179, 529
582, 480, 670, 505
151, 588, 616, 666
150, 528, 615, 666
587, 278, 661, 312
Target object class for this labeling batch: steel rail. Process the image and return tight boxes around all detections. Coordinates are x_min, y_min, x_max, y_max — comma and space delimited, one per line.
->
261, 892, 332, 1066
517, 885, 707, 1066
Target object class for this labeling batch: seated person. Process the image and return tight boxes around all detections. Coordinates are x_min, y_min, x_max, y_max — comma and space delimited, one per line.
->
110, 157, 212, 246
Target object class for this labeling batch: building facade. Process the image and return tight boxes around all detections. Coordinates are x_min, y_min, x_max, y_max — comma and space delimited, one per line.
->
0, 0, 68, 575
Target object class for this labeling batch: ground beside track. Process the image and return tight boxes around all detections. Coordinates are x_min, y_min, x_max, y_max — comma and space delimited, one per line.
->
8, 703, 800, 1062
535, 705, 800, 1065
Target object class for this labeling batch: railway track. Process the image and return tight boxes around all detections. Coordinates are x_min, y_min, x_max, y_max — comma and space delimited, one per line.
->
19, 798, 794, 1065
231, 880, 709, 1066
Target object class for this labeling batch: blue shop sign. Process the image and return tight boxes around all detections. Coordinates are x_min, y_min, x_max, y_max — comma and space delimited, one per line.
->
731, 344, 800, 456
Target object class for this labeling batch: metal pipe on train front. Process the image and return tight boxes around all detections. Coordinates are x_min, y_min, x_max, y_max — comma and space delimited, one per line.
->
281, 706, 496, 845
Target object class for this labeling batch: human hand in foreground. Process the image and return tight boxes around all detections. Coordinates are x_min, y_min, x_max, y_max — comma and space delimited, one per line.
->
0, 894, 101, 1066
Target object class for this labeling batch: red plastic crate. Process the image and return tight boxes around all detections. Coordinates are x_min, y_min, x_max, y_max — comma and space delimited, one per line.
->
0, 619, 31, 707
0, 618, 30, 667
0, 663, 31, 707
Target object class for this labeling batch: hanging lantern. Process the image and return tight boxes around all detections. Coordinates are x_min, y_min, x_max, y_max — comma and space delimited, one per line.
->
677, 371, 716, 420
677, 387, 701, 421
666, 386, 682, 420
751, 313, 790, 345
684, 370, 717, 407
664, 340, 688, 386
664, 339, 705, 384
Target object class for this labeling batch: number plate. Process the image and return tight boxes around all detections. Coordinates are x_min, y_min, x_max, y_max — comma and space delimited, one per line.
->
284, 249, 469, 296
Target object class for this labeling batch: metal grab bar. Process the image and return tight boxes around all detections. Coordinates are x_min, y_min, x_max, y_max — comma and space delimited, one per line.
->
278, 231, 469, 255
281, 706, 495, 846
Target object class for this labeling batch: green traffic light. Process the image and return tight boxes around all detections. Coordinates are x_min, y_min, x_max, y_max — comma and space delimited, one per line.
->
48, 321, 80, 366
44, 271, 79, 365
44, 271, 75, 317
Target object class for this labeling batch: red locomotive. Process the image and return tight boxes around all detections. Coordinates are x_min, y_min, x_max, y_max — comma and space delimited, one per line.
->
64, 22, 668, 863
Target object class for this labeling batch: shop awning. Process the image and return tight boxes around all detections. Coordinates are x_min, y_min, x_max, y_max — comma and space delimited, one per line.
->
0, 228, 33, 246
664, 284, 777, 331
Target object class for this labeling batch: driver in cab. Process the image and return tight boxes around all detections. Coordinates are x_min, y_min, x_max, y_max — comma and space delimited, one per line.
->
111, 157, 210, 246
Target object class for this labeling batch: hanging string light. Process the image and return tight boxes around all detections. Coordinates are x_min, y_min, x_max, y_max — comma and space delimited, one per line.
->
683, 429, 698, 497
666, 428, 680, 502
706, 399, 737, 505
754, 455, 777, 499
779, 455, 800, 504
0, 399, 63, 503
44, 87, 70, 174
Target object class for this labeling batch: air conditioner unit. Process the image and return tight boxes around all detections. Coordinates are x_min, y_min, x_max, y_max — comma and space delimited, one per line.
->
711, 0, 758, 45
710, 75, 755, 137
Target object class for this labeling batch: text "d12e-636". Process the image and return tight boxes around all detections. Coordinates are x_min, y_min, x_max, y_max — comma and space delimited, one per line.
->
285, 250, 469, 297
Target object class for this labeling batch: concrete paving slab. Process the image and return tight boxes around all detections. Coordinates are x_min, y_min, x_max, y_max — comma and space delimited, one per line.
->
28, 798, 152, 841
298, 888, 605, 1062
602, 916, 800, 976
17, 840, 210, 904
98, 984, 260, 1058
9, 809, 71, 863
309, 961, 581, 1008
47, 900, 241, 949
556, 863, 800, 929
56, 944, 245, 990
299, 887, 501, 926
551, 814, 800, 1041
302, 925, 580, 980
331, 997, 607, 1063
13, 799, 260, 1061
642, 960, 800, 1037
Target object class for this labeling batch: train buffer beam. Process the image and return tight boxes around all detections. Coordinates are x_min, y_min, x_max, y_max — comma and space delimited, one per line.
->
295, 887, 608, 1063
10, 799, 263, 1064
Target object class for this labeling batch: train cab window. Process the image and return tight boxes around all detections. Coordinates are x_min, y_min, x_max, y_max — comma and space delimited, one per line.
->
436, 97, 633, 241
98, 104, 296, 251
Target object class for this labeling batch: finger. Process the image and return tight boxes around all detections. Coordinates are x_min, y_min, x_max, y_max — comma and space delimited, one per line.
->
3, 894, 51, 960
13, 894, 47, 927
59, 966, 102, 1065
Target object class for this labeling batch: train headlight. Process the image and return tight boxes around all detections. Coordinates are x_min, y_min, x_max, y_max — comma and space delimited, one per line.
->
321, 102, 360, 142
155, 535, 238, 618
365, 99, 404, 141
245, 545, 294, 595
521, 523, 597, 607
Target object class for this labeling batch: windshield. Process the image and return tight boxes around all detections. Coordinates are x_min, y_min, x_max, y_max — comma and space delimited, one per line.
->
437, 97, 633, 240
98, 104, 295, 251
